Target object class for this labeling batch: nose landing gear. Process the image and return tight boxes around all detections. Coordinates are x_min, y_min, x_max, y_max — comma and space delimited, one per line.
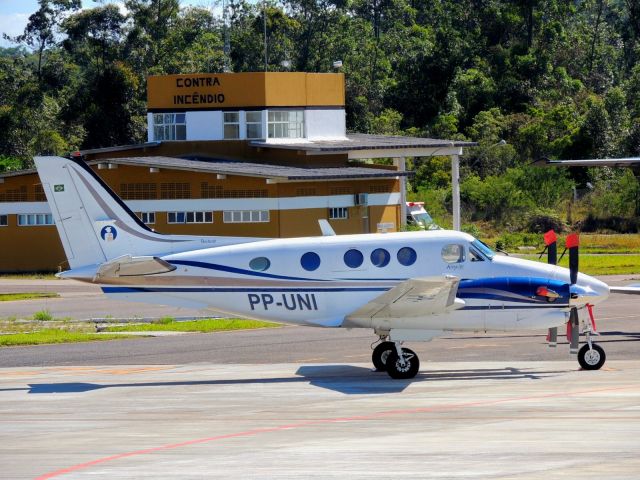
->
578, 343, 606, 370
574, 304, 606, 370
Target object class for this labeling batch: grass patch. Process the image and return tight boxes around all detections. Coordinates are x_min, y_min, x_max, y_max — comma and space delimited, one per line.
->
32, 309, 54, 321
484, 233, 640, 254
0, 292, 59, 302
520, 253, 640, 275
104, 318, 281, 333
0, 329, 129, 347
0, 273, 58, 280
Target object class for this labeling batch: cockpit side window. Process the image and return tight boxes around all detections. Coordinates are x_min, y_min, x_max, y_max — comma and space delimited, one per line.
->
441, 244, 465, 263
471, 239, 495, 260
469, 248, 484, 262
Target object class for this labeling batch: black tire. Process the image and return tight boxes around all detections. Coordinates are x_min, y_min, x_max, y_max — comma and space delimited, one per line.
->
385, 347, 420, 379
578, 343, 606, 370
372, 341, 395, 371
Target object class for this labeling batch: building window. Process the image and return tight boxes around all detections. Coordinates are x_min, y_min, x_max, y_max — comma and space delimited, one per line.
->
224, 112, 240, 139
160, 183, 191, 199
268, 110, 304, 138
0, 215, 7, 226
223, 210, 269, 223
153, 113, 186, 141
136, 212, 156, 224
246, 111, 263, 139
18, 213, 54, 226
167, 211, 213, 224
329, 207, 348, 220
121, 183, 157, 200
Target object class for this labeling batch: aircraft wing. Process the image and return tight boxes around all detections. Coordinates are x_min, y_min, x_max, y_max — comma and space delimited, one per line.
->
610, 286, 640, 295
345, 276, 464, 321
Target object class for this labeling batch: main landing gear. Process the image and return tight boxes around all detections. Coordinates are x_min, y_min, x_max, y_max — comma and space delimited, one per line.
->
372, 338, 420, 379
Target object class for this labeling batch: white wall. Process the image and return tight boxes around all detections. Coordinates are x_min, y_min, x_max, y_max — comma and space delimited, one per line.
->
186, 111, 222, 141
305, 109, 346, 140
148, 108, 346, 142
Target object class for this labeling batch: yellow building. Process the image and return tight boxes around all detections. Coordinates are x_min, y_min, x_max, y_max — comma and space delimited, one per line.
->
0, 72, 473, 272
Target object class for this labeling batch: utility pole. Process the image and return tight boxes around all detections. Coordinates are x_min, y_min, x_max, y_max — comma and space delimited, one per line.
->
263, 0, 268, 71
223, 0, 231, 72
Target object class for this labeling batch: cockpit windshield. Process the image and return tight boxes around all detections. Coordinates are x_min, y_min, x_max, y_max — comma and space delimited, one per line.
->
471, 239, 496, 260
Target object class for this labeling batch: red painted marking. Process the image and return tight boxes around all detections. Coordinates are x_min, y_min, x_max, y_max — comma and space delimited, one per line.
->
34, 384, 637, 479
543, 230, 557, 246
586, 303, 598, 332
566, 233, 580, 249
566, 320, 572, 342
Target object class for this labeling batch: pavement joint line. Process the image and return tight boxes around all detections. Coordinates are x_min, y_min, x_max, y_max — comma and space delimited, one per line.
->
33, 382, 639, 480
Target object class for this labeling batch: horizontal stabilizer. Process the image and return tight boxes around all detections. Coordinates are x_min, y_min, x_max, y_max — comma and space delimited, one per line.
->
345, 276, 463, 321
96, 255, 176, 279
318, 219, 336, 236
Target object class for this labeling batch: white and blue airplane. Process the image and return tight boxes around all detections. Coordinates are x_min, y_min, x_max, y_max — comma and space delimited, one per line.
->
34, 155, 630, 379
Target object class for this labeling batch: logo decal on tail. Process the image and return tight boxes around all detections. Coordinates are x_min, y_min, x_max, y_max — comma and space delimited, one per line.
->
100, 226, 117, 242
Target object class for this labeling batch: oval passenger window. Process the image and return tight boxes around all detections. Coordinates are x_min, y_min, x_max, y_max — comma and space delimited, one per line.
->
344, 249, 364, 268
397, 247, 417, 266
249, 257, 271, 271
301, 251, 321, 271
370, 248, 390, 268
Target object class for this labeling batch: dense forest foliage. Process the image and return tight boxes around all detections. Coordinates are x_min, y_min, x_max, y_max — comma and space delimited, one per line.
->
2, 0, 640, 232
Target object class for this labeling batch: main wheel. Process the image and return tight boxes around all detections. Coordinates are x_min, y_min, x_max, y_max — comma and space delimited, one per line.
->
385, 347, 420, 379
578, 343, 606, 370
372, 341, 395, 371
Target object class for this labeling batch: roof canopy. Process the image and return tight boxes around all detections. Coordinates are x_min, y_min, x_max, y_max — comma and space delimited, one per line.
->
90, 156, 410, 182
250, 134, 476, 159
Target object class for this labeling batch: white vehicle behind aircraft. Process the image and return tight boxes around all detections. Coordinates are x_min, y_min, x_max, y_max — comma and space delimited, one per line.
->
34, 156, 636, 379
406, 201, 438, 230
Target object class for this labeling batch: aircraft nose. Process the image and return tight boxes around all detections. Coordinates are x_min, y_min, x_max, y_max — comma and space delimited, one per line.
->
571, 273, 610, 305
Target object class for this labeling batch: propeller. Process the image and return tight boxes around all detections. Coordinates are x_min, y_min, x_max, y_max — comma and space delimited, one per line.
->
541, 230, 558, 347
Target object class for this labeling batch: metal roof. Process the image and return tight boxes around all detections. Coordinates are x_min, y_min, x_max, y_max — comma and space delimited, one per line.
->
96, 156, 409, 180
250, 133, 476, 153
0, 156, 409, 181
544, 157, 640, 167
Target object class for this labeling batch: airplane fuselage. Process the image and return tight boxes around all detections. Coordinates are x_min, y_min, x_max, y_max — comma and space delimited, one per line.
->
77, 230, 610, 334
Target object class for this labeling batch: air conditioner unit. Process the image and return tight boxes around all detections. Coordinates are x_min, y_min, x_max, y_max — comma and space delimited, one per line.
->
354, 193, 369, 206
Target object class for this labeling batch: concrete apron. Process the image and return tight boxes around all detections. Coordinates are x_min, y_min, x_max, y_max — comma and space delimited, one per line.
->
2, 361, 640, 479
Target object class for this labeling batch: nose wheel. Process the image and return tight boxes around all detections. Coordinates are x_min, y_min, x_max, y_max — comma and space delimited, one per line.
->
578, 343, 606, 370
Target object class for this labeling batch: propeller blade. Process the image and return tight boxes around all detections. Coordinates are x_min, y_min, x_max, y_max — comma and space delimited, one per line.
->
566, 233, 579, 285
544, 229, 558, 264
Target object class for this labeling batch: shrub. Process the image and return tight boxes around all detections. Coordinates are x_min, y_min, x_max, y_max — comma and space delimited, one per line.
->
525, 208, 566, 233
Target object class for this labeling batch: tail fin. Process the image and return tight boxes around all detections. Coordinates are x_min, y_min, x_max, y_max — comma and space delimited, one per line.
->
34, 156, 260, 269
